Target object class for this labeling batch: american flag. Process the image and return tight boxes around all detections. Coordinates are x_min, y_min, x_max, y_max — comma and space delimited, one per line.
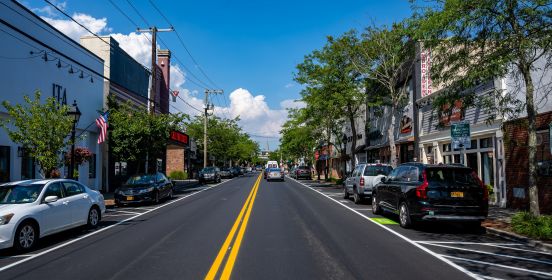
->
95, 112, 108, 144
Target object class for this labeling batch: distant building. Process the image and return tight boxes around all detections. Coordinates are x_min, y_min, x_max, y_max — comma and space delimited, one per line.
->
259, 150, 270, 160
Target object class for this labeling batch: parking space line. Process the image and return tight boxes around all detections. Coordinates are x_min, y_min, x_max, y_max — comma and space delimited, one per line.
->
442, 255, 552, 277
480, 244, 552, 255
475, 275, 506, 280
0, 180, 231, 273
414, 241, 522, 246
0, 254, 36, 259
424, 243, 552, 265
108, 210, 143, 215
286, 176, 481, 280
103, 213, 136, 217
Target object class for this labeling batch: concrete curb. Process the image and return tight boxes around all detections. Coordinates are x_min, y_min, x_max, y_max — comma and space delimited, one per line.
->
485, 226, 552, 253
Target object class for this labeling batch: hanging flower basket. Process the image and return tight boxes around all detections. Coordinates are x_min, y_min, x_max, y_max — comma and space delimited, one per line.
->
65, 147, 93, 166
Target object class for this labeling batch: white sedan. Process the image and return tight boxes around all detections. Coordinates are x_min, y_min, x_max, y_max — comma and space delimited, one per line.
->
0, 179, 105, 251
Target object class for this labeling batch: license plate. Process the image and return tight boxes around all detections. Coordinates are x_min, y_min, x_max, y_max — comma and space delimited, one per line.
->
126, 196, 134, 201
450, 192, 464, 198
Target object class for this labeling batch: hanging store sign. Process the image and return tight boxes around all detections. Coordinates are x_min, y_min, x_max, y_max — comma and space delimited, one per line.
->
420, 47, 432, 98
451, 122, 471, 149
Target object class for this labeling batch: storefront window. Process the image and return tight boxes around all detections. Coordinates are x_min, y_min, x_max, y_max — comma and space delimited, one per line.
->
0, 146, 10, 183
444, 155, 452, 164
21, 154, 35, 180
443, 143, 451, 152
467, 139, 478, 150
481, 152, 494, 186
467, 153, 478, 172
454, 154, 461, 164
89, 153, 96, 178
480, 137, 494, 148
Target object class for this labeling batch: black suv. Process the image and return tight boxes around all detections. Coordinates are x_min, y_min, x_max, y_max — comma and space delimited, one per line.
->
372, 163, 488, 228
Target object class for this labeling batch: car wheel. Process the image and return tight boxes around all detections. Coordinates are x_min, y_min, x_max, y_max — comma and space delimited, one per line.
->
87, 207, 100, 228
372, 195, 382, 215
14, 221, 38, 252
343, 186, 349, 199
399, 202, 413, 228
353, 189, 362, 204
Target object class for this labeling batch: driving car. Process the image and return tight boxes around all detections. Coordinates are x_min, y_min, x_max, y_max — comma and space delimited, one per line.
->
294, 166, 312, 180
344, 163, 393, 204
0, 179, 105, 251
266, 168, 284, 181
372, 163, 488, 228
289, 167, 297, 179
115, 173, 174, 206
199, 167, 221, 184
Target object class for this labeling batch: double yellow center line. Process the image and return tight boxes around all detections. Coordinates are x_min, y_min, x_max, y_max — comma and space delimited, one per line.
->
205, 173, 262, 280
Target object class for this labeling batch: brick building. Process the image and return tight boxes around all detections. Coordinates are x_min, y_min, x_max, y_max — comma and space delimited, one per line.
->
503, 111, 552, 214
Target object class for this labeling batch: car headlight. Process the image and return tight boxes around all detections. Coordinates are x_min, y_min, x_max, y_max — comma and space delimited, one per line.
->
0, 213, 14, 225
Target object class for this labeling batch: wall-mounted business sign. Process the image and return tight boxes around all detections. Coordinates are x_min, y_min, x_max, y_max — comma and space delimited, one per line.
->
451, 122, 470, 149
170, 131, 189, 146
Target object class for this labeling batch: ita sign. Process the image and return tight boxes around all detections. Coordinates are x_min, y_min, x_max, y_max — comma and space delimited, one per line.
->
451, 122, 471, 149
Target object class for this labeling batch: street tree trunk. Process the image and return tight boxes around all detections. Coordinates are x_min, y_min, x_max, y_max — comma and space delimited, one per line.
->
349, 111, 357, 169
388, 105, 397, 167
521, 65, 540, 216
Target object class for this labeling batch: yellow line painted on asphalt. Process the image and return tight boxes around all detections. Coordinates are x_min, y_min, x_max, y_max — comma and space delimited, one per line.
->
205, 173, 262, 280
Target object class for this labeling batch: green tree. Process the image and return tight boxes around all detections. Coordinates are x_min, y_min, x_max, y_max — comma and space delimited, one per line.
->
295, 32, 366, 177
412, 0, 552, 215
108, 97, 187, 173
280, 108, 317, 164
1, 92, 73, 178
354, 22, 416, 167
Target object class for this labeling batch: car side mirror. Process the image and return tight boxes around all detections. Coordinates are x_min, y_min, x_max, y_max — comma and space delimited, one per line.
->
44, 196, 58, 203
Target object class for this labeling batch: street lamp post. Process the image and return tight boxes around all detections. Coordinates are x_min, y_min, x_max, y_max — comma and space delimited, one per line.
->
67, 100, 81, 179
342, 134, 347, 179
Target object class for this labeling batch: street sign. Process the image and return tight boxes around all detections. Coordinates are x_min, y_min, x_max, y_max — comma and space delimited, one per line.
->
451, 122, 471, 149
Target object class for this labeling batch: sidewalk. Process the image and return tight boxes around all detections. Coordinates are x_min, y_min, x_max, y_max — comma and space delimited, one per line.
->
102, 179, 200, 207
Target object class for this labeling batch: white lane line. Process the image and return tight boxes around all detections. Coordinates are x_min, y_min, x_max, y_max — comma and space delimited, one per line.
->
414, 241, 522, 246
351, 208, 371, 211
286, 177, 482, 280
0, 254, 36, 259
0, 179, 231, 273
442, 255, 552, 277
475, 275, 506, 280
421, 243, 552, 265
107, 210, 142, 215
338, 200, 351, 203
103, 213, 136, 217
481, 244, 552, 255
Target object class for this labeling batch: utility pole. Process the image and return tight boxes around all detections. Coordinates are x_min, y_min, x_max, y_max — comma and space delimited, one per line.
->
136, 26, 174, 114
204, 89, 223, 168
137, 26, 173, 173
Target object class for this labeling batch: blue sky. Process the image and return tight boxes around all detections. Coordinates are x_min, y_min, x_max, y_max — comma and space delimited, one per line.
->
23, 0, 414, 149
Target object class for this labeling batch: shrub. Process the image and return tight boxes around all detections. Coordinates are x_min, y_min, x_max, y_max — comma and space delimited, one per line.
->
511, 212, 552, 240
169, 170, 187, 180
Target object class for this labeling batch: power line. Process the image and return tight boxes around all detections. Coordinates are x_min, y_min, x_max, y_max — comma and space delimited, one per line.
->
147, 0, 221, 89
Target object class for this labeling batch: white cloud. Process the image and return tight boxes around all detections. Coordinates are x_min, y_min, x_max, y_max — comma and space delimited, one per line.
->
42, 13, 111, 42
32, 1, 66, 17
110, 32, 152, 67
284, 83, 294, 89
280, 99, 306, 110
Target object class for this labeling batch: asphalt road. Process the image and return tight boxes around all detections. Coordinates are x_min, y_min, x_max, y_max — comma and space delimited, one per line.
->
0, 172, 550, 279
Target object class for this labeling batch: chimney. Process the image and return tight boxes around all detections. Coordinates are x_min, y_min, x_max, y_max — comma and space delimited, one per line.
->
157, 49, 171, 114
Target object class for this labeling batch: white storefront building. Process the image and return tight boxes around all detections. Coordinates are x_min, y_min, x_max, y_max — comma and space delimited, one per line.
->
0, 1, 104, 189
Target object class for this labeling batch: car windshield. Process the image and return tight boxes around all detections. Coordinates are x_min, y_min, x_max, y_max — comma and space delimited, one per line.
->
125, 175, 156, 185
425, 168, 478, 185
202, 167, 216, 173
0, 184, 45, 204
269, 168, 281, 172
364, 166, 392, 176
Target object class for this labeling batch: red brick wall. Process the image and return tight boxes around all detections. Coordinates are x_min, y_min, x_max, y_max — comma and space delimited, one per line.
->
166, 148, 185, 176
504, 111, 552, 214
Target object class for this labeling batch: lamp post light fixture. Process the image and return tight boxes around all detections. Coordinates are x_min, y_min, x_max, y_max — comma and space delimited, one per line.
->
67, 100, 81, 179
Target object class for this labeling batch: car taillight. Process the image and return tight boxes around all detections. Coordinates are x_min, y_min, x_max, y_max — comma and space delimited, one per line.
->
416, 170, 428, 199
471, 171, 488, 200
360, 177, 365, 186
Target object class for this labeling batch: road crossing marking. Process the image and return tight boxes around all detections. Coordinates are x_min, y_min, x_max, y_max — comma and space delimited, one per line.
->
205, 173, 262, 280
442, 255, 552, 277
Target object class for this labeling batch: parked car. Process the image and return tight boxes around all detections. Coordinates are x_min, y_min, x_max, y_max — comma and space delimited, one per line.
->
219, 167, 233, 179
255, 165, 263, 171
295, 166, 312, 180
344, 163, 393, 204
289, 167, 297, 179
372, 163, 489, 228
199, 167, 222, 184
246, 167, 252, 172
0, 179, 106, 251
266, 168, 284, 181
115, 173, 174, 206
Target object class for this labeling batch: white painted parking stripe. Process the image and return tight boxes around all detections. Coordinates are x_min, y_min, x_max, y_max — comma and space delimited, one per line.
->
442, 255, 552, 277
286, 177, 482, 280
476, 275, 506, 280
481, 244, 552, 255
423, 243, 552, 265
0, 179, 232, 273
108, 210, 142, 215
103, 213, 136, 217
415, 241, 522, 246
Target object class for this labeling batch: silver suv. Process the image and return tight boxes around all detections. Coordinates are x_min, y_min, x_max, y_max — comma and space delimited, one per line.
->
344, 163, 393, 204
